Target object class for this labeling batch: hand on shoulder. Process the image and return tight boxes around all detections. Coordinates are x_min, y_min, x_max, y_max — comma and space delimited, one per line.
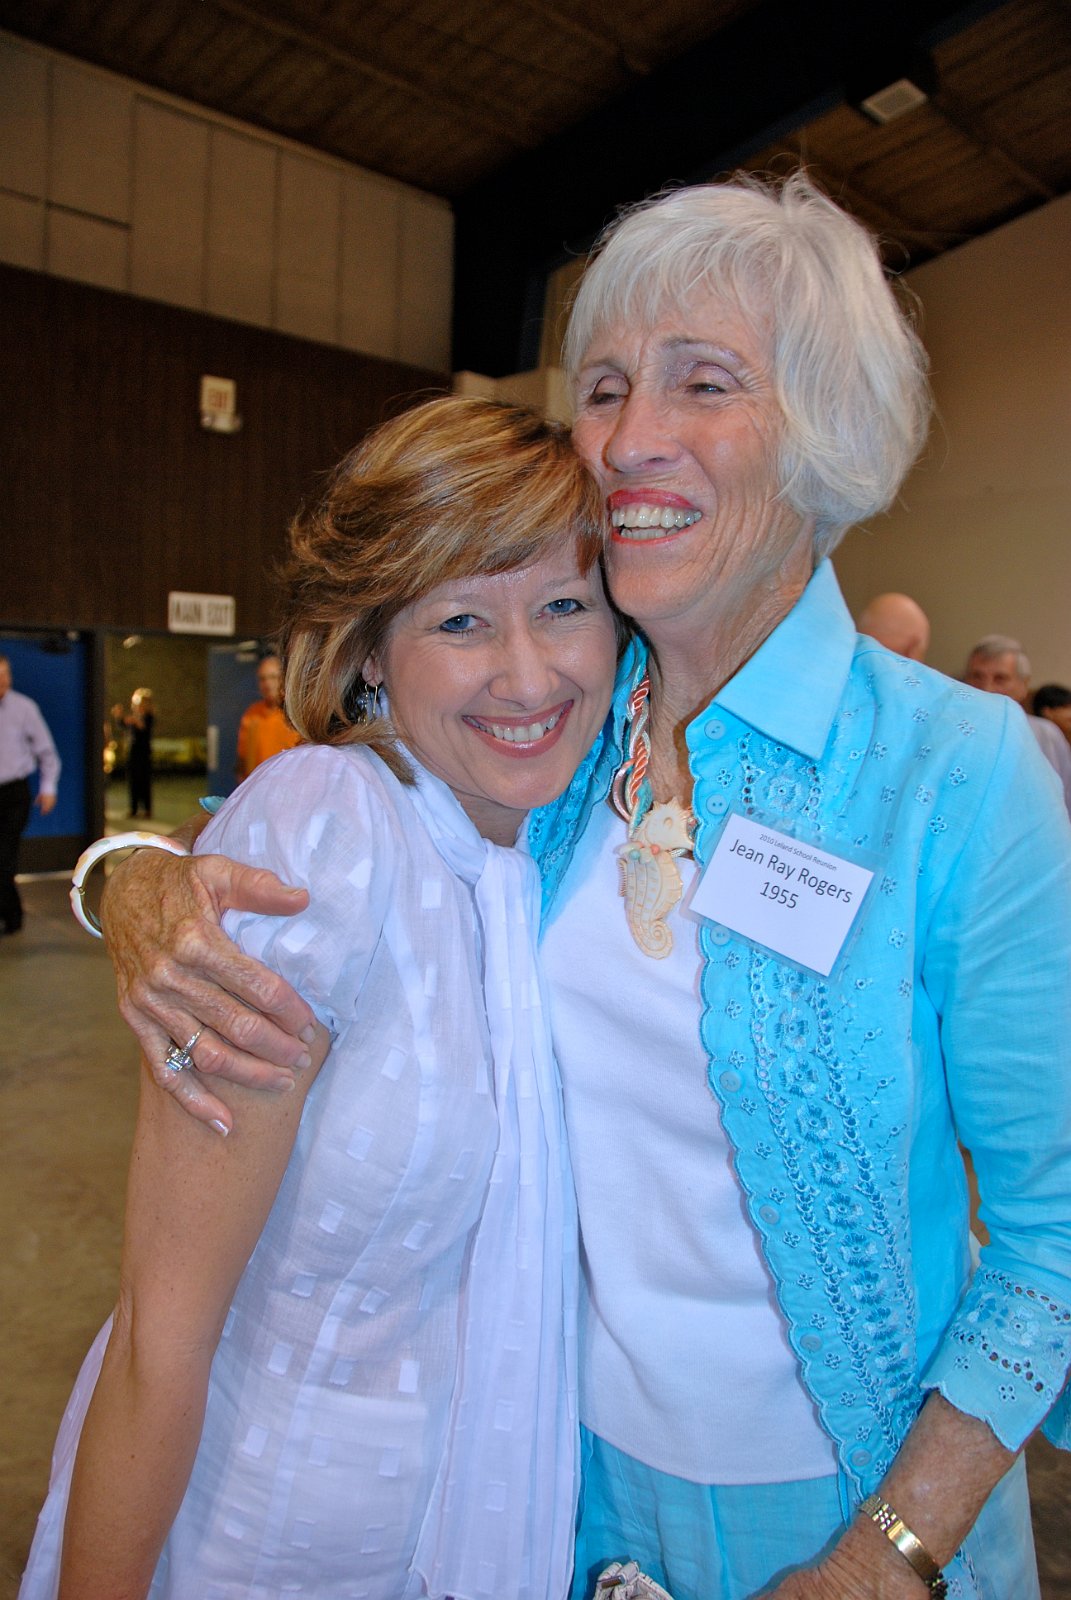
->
100, 845, 316, 1134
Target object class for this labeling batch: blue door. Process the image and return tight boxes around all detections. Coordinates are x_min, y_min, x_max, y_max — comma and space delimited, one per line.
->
206, 644, 262, 798
0, 632, 92, 871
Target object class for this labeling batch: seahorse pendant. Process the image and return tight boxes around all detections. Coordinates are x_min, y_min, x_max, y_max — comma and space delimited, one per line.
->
617, 800, 694, 959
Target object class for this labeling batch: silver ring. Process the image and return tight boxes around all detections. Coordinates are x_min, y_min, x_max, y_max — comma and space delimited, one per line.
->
163, 1028, 204, 1073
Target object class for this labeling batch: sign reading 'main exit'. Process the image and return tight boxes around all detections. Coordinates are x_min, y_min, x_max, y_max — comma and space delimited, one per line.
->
167, 591, 236, 636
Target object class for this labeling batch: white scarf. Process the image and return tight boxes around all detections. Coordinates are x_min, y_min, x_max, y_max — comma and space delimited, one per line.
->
406, 758, 580, 1600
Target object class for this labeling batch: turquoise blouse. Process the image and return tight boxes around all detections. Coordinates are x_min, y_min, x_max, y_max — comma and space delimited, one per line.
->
528, 560, 1071, 1495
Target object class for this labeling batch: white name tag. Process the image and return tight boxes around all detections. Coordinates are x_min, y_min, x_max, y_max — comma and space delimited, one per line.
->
689, 814, 874, 977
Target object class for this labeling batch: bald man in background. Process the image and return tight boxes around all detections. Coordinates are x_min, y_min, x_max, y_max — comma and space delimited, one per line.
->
856, 592, 931, 661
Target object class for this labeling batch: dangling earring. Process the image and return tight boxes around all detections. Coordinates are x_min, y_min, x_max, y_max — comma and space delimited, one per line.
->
362, 680, 381, 721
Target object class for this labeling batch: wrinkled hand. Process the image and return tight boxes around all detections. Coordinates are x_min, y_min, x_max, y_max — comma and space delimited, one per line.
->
759, 1520, 925, 1600
100, 848, 317, 1133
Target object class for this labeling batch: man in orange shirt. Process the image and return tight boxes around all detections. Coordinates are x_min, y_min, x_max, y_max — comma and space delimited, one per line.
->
235, 655, 300, 781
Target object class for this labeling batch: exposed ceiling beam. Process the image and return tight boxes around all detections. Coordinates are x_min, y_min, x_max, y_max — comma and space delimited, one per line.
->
771, 138, 932, 261
513, 0, 641, 70
931, 89, 1057, 199
204, 0, 537, 150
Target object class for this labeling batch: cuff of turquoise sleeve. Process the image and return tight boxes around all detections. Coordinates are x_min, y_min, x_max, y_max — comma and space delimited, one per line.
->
922, 1266, 1071, 1451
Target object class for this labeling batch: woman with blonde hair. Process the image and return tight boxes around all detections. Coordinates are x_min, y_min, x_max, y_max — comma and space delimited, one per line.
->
22, 396, 619, 1600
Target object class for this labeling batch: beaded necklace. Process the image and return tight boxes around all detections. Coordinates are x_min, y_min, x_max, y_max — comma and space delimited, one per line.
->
610, 672, 695, 959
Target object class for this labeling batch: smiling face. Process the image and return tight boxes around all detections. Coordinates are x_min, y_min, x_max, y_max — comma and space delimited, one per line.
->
365, 550, 617, 845
571, 292, 816, 658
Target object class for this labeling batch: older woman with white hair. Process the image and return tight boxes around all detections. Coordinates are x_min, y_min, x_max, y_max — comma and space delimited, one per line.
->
90, 174, 1071, 1600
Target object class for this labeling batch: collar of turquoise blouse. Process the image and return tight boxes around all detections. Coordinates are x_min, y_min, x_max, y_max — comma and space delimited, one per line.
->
529, 559, 858, 918
715, 558, 857, 761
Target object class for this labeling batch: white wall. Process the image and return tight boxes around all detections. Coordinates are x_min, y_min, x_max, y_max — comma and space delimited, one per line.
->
0, 30, 453, 372
833, 191, 1071, 687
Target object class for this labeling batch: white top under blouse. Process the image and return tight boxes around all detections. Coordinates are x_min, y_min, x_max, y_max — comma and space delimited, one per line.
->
21, 744, 579, 1600
540, 798, 835, 1485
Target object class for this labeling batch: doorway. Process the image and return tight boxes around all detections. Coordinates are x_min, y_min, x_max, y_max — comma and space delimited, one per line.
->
103, 632, 271, 831
0, 629, 95, 871
206, 642, 262, 797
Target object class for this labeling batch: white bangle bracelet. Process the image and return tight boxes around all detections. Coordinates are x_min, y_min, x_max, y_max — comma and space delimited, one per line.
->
70, 831, 191, 938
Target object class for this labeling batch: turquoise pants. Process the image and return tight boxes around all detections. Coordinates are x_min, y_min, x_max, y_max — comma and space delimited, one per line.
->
571, 1426, 1040, 1600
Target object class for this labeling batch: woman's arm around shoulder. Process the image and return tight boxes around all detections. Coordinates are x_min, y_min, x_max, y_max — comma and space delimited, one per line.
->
101, 824, 317, 1130
100, 743, 395, 1132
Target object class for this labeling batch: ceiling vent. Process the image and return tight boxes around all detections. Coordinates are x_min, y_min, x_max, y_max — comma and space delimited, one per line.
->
859, 78, 929, 124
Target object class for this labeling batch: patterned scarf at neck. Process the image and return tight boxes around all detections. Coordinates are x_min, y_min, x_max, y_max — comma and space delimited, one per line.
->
610, 672, 695, 959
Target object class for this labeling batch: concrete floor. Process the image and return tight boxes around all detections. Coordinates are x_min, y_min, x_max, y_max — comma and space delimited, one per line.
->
2, 869, 1069, 1596
103, 771, 212, 834
1, 875, 139, 1596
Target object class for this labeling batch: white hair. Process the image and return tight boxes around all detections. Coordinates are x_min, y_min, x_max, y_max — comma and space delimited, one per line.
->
564, 171, 932, 557
968, 633, 1031, 680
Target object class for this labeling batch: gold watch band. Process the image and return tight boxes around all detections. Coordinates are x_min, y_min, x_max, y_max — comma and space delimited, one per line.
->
859, 1493, 949, 1598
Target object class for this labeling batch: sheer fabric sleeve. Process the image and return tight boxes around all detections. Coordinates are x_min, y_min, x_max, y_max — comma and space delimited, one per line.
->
197, 745, 396, 1036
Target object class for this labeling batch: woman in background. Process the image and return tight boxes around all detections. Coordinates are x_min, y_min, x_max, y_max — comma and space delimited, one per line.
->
123, 687, 154, 818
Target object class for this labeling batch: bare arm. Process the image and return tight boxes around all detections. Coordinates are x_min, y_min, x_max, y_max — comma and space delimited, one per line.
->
763, 1392, 1016, 1597
100, 826, 319, 1133
59, 1022, 331, 1600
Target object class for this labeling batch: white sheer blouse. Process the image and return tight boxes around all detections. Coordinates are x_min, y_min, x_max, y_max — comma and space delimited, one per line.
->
21, 744, 578, 1600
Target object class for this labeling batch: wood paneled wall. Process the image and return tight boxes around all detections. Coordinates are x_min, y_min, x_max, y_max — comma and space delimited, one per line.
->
2, 264, 448, 634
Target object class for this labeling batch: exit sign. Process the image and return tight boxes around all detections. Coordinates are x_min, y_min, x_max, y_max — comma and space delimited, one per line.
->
167, 591, 236, 635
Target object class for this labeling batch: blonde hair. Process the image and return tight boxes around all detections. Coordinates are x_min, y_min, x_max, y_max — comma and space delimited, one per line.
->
280, 395, 606, 779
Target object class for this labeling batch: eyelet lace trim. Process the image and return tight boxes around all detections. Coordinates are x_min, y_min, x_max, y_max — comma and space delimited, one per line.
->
926, 1267, 1071, 1444
694, 730, 920, 1484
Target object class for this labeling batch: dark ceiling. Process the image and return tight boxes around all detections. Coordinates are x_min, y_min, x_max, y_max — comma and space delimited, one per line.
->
2, 0, 1069, 374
